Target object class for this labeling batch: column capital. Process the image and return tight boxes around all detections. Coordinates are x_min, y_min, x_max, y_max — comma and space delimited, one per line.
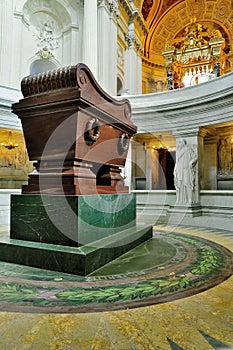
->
98, 0, 119, 16
125, 31, 143, 55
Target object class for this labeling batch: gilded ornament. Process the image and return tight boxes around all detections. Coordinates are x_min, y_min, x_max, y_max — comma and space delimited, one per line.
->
36, 47, 54, 59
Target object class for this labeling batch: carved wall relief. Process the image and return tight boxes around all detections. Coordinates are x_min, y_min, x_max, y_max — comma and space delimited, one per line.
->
218, 137, 233, 175
0, 129, 33, 187
31, 13, 61, 60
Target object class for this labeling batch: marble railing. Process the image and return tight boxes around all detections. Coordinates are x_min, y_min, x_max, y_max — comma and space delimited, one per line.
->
128, 71, 233, 134
132, 190, 233, 223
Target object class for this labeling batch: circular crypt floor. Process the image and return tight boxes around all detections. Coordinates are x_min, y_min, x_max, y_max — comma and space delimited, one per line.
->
0, 224, 232, 349
0, 225, 232, 314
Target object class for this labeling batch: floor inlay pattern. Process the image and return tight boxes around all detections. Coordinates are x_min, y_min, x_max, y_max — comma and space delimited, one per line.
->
0, 224, 232, 349
0, 227, 232, 313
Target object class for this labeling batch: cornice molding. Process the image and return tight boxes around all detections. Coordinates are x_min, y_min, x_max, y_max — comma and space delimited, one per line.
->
118, 0, 148, 34
130, 8, 149, 35
118, 0, 132, 17
142, 57, 164, 69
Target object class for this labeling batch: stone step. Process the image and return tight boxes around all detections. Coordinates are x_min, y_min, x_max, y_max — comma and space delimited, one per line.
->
0, 224, 152, 276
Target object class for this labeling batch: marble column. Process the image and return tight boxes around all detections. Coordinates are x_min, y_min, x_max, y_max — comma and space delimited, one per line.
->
83, 0, 98, 77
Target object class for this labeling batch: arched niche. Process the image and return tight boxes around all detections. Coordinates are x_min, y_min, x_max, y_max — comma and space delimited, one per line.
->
16, 0, 72, 26
13, 0, 81, 81
29, 59, 58, 75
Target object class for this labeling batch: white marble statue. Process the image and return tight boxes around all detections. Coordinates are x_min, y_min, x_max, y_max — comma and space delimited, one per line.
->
174, 139, 197, 205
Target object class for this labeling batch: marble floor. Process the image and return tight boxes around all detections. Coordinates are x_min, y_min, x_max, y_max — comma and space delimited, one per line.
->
0, 223, 232, 350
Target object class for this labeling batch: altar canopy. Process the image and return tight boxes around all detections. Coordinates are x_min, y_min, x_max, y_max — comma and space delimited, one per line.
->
162, 17, 226, 89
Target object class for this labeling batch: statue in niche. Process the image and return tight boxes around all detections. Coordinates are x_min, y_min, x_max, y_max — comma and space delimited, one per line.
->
218, 138, 233, 174
225, 138, 233, 173
174, 139, 197, 205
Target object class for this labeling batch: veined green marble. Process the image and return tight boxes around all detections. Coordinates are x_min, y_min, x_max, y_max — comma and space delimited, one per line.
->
1, 224, 152, 275
11, 194, 136, 246
7, 193, 152, 275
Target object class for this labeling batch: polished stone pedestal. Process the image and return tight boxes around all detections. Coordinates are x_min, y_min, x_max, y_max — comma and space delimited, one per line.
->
0, 224, 152, 275
11, 194, 137, 246
4, 193, 152, 275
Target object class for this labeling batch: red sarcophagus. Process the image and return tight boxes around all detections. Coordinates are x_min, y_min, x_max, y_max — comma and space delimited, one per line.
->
12, 63, 137, 195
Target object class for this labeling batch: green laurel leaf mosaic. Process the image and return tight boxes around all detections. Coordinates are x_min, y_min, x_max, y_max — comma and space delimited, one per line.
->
0, 232, 229, 310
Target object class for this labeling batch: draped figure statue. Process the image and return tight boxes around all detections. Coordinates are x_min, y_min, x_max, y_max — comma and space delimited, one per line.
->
174, 139, 197, 205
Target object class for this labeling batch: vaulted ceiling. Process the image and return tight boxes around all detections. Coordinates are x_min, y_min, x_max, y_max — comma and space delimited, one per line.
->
137, 0, 232, 62
135, 0, 232, 93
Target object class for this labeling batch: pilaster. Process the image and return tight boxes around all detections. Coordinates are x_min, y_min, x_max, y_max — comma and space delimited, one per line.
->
97, 0, 118, 94
124, 13, 143, 95
0, 0, 14, 86
69, 24, 80, 64
83, 0, 98, 77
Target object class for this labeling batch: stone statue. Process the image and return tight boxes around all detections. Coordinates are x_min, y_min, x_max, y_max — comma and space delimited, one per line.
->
218, 137, 233, 174
218, 138, 226, 174
174, 139, 197, 205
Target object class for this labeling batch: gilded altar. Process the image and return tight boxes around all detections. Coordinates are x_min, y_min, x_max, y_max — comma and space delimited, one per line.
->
163, 17, 226, 89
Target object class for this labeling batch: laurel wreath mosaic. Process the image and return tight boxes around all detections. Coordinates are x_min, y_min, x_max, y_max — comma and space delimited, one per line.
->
0, 231, 231, 313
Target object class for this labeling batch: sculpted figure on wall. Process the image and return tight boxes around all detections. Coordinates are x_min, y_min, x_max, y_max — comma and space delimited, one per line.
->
0, 145, 32, 175
174, 139, 197, 205
218, 137, 233, 174
33, 17, 60, 52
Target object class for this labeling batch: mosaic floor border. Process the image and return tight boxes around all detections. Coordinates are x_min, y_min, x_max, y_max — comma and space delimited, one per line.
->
0, 227, 232, 314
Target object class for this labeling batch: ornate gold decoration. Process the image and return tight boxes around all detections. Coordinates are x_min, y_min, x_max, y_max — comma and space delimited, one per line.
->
162, 17, 226, 89
1, 131, 19, 150
187, 0, 204, 18
36, 47, 54, 59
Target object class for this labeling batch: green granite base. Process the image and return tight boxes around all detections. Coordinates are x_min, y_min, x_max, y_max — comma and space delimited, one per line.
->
0, 225, 152, 275
8, 193, 152, 275
11, 194, 136, 246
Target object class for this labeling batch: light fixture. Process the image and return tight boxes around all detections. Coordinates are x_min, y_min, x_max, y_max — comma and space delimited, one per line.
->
1, 131, 19, 150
